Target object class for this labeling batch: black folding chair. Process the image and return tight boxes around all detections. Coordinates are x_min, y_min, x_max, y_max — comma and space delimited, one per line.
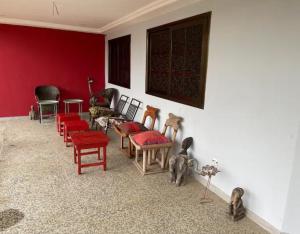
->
95, 98, 142, 133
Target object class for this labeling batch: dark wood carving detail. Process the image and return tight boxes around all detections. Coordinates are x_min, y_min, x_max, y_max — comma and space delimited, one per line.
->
109, 35, 131, 89
146, 12, 211, 109
148, 29, 170, 95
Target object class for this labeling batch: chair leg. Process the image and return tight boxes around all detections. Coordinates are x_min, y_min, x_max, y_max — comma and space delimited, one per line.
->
120, 136, 124, 149
105, 121, 109, 134
147, 150, 151, 165
135, 148, 139, 163
142, 150, 147, 173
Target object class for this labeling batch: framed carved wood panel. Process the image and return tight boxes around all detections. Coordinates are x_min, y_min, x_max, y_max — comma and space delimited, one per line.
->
109, 35, 131, 89
146, 12, 211, 109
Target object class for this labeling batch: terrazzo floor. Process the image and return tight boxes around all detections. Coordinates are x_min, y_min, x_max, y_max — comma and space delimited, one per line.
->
0, 118, 269, 234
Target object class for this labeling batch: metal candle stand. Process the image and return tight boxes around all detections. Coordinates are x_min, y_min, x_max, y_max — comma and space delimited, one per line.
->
196, 164, 220, 203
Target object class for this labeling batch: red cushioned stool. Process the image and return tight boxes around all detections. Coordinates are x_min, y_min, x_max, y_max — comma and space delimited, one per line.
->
56, 113, 80, 136
70, 131, 110, 175
64, 120, 89, 146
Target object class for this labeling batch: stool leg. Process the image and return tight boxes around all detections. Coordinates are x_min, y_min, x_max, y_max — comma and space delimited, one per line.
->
64, 126, 67, 142
60, 123, 63, 136
97, 147, 100, 160
78, 150, 81, 174
74, 146, 77, 164
103, 146, 107, 171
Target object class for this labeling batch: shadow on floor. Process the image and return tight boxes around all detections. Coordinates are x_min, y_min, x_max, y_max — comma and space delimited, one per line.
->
0, 209, 24, 231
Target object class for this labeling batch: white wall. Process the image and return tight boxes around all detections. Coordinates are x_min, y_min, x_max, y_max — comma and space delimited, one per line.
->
104, 0, 300, 232
282, 124, 300, 234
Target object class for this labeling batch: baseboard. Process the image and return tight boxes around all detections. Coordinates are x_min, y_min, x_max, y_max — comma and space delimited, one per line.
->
0, 116, 28, 121
193, 174, 281, 234
0, 112, 90, 121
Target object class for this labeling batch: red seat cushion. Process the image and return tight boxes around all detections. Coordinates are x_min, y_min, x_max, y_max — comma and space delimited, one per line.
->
132, 130, 169, 146
118, 122, 147, 135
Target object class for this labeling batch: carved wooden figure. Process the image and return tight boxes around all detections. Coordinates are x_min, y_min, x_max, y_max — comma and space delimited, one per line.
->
229, 187, 246, 221
29, 105, 36, 120
169, 137, 193, 186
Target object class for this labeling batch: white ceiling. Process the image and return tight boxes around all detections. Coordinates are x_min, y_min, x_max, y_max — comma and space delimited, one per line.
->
0, 0, 198, 33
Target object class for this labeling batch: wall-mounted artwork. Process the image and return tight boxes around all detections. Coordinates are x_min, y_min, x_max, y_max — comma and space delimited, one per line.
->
146, 12, 211, 109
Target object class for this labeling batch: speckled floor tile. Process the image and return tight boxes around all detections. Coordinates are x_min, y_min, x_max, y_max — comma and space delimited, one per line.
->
0, 118, 269, 234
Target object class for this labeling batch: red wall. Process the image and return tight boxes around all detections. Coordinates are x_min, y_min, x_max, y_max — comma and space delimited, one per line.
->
0, 24, 105, 117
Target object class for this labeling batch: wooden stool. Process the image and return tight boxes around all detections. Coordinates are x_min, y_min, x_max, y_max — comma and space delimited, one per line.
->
64, 120, 89, 146
56, 113, 80, 136
70, 131, 110, 175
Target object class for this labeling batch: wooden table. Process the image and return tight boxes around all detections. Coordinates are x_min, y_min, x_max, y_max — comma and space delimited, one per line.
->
70, 131, 110, 175
63, 99, 83, 115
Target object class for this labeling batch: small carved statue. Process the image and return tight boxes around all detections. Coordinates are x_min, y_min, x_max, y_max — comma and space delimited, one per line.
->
169, 137, 193, 186
229, 187, 246, 221
29, 105, 36, 120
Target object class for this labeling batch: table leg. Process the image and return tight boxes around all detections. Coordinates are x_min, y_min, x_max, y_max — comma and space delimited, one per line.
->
103, 146, 107, 171
79, 103, 82, 114
53, 104, 56, 117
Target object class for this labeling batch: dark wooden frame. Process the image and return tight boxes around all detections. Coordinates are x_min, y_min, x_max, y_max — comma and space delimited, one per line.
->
108, 35, 131, 89
146, 12, 211, 109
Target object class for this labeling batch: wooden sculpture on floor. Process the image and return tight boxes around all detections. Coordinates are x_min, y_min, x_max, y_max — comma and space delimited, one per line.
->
169, 137, 193, 186
29, 105, 37, 120
229, 187, 246, 221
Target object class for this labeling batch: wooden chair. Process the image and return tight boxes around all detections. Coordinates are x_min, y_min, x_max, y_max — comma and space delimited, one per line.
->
89, 94, 129, 128
129, 113, 182, 175
113, 105, 159, 156
95, 98, 142, 134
